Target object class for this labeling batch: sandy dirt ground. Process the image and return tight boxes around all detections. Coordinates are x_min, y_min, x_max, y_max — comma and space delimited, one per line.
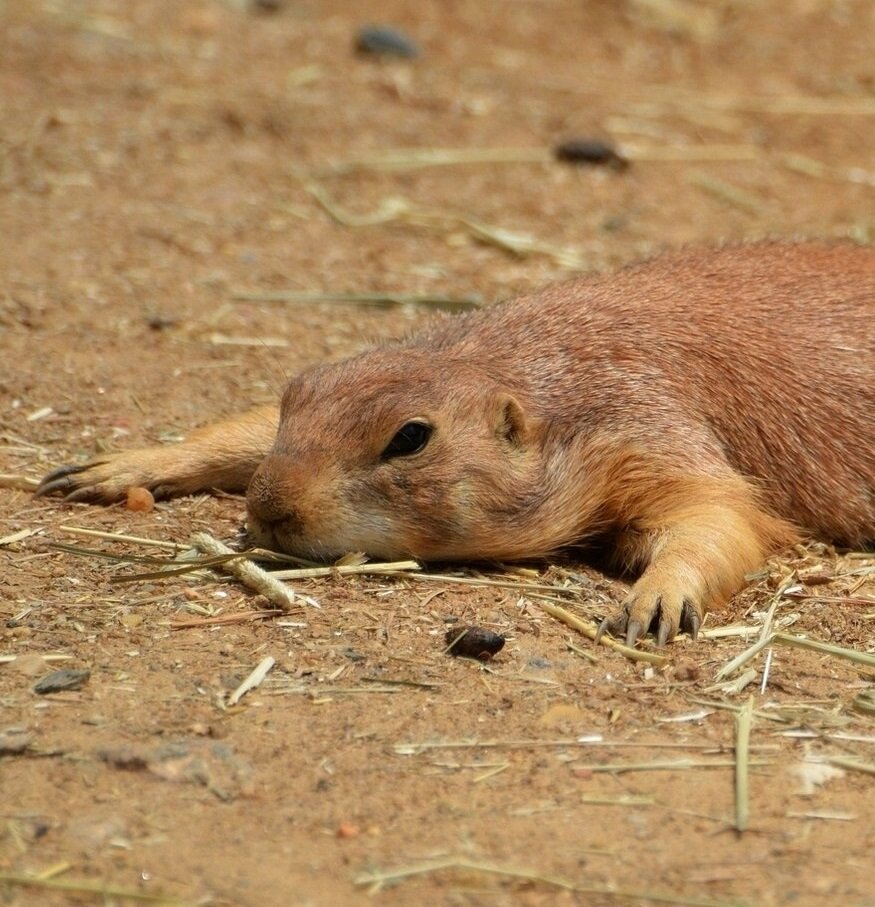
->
1, 1, 874, 905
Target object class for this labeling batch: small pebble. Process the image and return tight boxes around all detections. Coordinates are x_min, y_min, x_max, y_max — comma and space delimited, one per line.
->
553, 138, 628, 170
355, 25, 420, 59
126, 486, 155, 512
444, 625, 505, 661
337, 822, 360, 839
33, 668, 90, 695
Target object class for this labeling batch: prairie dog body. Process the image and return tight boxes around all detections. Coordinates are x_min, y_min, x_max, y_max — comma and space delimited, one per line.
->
38, 242, 875, 646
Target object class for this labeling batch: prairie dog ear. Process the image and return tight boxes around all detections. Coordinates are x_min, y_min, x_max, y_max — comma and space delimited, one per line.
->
494, 394, 528, 448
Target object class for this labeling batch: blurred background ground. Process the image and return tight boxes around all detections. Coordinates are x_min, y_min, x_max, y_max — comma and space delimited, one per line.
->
1, 1, 874, 905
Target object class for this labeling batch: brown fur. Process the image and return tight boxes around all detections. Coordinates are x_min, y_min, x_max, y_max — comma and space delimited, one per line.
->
37, 242, 875, 645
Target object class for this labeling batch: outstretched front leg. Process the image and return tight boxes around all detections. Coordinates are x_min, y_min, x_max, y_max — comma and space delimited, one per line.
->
35, 405, 279, 503
595, 470, 797, 647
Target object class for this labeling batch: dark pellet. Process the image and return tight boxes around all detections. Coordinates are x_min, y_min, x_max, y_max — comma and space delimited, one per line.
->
444, 626, 505, 661
553, 139, 628, 170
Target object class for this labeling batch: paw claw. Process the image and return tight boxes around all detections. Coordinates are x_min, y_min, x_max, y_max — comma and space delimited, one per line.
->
681, 600, 701, 640
625, 620, 642, 648
64, 485, 103, 504
34, 456, 144, 505
599, 586, 703, 649
35, 464, 93, 498
656, 618, 671, 648
33, 477, 71, 499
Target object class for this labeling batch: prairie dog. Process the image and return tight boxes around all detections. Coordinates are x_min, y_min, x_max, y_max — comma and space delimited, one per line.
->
37, 242, 875, 646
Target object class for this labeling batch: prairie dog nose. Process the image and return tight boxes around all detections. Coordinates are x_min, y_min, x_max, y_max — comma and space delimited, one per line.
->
246, 456, 301, 528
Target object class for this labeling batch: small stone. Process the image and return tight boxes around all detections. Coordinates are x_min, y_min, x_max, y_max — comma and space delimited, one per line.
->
33, 668, 91, 694
337, 822, 360, 839
355, 25, 420, 59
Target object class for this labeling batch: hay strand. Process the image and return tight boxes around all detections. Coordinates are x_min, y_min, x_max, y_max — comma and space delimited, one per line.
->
537, 601, 668, 665
228, 656, 276, 705
734, 697, 754, 833
191, 532, 297, 611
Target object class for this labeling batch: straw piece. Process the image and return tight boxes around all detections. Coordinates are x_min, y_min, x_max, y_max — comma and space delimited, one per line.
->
0, 528, 43, 547
191, 533, 296, 611
320, 147, 552, 175
573, 759, 769, 774
300, 179, 589, 270
59, 525, 182, 550
772, 632, 875, 668
826, 755, 875, 776
353, 855, 748, 905
688, 173, 765, 214
537, 601, 668, 666
0, 872, 186, 904
229, 289, 482, 311
0, 474, 41, 491
267, 559, 419, 580
228, 656, 276, 706
734, 697, 754, 833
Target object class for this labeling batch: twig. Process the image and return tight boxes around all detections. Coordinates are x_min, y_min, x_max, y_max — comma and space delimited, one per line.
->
622, 142, 760, 162
229, 289, 481, 311
169, 610, 283, 630
781, 152, 875, 189
685, 698, 788, 724
267, 560, 419, 580
49, 541, 200, 567
393, 738, 761, 755
320, 146, 552, 175
688, 173, 765, 214
0, 474, 41, 491
301, 179, 588, 270
0, 653, 72, 665
0, 528, 43, 547
734, 697, 754, 833
0, 871, 186, 904
573, 759, 769, 774
772, 632, 875, 668
228, 656, 276, 705
353, 855, 744, 904
318, 143, 760, 176
825, 755, 875, 776
714, 636, 773, 681
59, 525, 183, 550
406, 572, 580, 597
537, 601, 668, 666
191, 533, 297, 611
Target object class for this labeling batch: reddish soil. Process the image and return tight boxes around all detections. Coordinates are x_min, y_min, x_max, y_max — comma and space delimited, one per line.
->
1, 2, 873, 906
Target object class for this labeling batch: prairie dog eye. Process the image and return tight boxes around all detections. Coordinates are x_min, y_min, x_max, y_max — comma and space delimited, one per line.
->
382, 421, 432, 459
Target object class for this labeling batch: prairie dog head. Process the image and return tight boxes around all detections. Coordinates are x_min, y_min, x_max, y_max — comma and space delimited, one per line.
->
245, 349, 549, 561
